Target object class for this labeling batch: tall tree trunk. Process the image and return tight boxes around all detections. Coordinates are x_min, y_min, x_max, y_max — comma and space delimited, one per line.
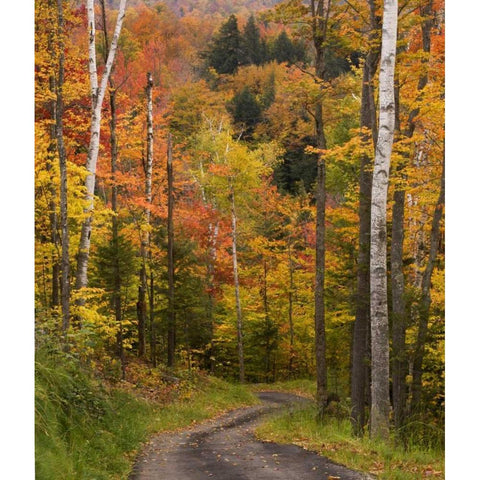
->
407, 3, 435, 412
391, 0, 433, 429
390, 69, 407, 432
288, 243, 295, 376
206, 221, 219, 373
48, 74, 60, 310
391, 186, 406, 430
262, 257, 271, 381
47, 49, 60, 311
109, 88, 126, 379
75, 0, 127, 297
56, 0, 70, 334
231, 187, 245, 383
314, 146, 328, 412
311, 0, 329, 415
138, 72, 154, 358
351, 0, 380, 434
411, 152, 444, 410
167, 134, 176, 368
192, 159, 220, 373
370, 0, 398, 440
100, 0, 125, 378
150, 268, 156, 366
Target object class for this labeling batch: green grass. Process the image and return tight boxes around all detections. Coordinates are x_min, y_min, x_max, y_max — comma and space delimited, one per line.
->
255, 402, 444, 480
35, 353, 257, 480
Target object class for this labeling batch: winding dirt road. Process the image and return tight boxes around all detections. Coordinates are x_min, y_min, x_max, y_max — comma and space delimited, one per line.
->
129, 391, 372, 480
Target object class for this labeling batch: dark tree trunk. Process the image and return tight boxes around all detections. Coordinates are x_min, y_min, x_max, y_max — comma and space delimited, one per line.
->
262, 257, 271, 381
411, 152, 444, 411
314, 146, 328, 412
391, 0, 433, 428
390, 67, 407, 432
167, 134, 176, 368
137, 281, 147, 357
351, 0, 380, 435
56, 0, 70, 335
109, 91, 125, 378
391, 187, 407, 430
149, 268, 156, 367
288, 243, 295, 376
231, 187, 245, 383
101, 0, 125, 378
311, 0, 329, 415
48, 73, 60, 311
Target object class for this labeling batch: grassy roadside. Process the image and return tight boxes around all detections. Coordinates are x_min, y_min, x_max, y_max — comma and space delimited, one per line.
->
252, 381, 444, 480
35, 353, 257, 480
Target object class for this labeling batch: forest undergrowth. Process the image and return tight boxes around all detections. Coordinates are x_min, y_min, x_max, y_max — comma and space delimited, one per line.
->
35, 343, 444, 480
35, 343, 257, 480
254, 381, 444, 480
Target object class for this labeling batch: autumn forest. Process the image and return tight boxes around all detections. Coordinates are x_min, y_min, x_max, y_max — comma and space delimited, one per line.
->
33, 0, 445, 477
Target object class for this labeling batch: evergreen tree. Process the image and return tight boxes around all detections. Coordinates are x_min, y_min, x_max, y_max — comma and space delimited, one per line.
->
260, 71, 276, 110
229, 86, 262, 136
203, 14, 242, 74
242, 15, 264, 66
272, 31, 305, 65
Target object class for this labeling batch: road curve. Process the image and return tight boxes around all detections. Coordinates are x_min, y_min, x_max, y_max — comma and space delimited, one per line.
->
129, 391, 372, 480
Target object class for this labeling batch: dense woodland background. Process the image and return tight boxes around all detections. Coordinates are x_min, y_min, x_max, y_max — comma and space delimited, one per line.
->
22, 0, 452, 475
34, 0, 444, 430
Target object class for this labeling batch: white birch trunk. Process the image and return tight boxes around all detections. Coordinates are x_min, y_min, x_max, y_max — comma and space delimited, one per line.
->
75, 0, 127, 293
145, 72, 154, 226
142, 71, 154, 358
370, 0, 398, 440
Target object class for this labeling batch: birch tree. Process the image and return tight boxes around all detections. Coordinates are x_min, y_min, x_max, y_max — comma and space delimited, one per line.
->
192, 121, 276, 382
137, 72, 154, 358
370, 0, 398, 440
75, 0, 127, 296
146, 74, 156, 366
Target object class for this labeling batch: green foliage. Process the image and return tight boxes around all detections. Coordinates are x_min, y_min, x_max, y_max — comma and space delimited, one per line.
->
242, 15, 266, 66
202, 14, 242, 74
273, 139, 318, 194
94, 232, 138, 296
259, 71, 276, 110
35, 347, 153, 479
271, 31, 306, 65
228, 86, 263, 135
